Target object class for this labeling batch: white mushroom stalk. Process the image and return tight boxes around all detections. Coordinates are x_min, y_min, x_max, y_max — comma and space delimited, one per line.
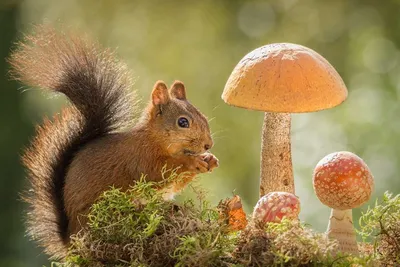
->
313, 151, 374, 256
327, 209, 358, 255
222, 43, 348, 197
260, 113, 293, 195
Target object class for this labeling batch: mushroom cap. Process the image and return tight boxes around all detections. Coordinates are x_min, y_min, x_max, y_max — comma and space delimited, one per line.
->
252, 191, 300, 224
222, 43, 348, 113
313, 151, 374, 210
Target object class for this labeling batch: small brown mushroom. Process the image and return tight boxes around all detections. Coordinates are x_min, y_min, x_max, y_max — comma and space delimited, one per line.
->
313, 151, 374, 255
222, 43, 348, 197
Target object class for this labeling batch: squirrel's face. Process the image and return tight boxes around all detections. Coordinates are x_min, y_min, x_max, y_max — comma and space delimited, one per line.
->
147, 81, 213, 156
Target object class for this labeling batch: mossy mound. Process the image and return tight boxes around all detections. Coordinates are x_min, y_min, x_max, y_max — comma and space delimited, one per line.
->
63, 181, 235, 267
53, 178, 399, 267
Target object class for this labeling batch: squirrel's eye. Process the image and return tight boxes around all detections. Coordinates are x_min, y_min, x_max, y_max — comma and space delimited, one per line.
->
177, 117, 190, 128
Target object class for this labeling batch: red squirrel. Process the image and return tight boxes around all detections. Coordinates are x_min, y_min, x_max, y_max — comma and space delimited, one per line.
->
9, 26, 219, 259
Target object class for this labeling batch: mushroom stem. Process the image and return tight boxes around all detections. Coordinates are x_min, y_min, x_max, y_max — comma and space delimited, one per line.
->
327, 209, 359, 256
260, 112, 294, 197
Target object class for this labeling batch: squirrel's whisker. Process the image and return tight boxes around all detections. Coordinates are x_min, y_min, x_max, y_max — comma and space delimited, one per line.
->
212, 136, 227, 140
208, 117, 216, 123
212, 105, 220, 111
211, 130, 226, 138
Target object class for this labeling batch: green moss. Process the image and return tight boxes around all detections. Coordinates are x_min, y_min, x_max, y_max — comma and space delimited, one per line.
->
234, 219, 375, 267
359, 191, 400, 266
61, 173, 234, 266
51, 178, 399, 266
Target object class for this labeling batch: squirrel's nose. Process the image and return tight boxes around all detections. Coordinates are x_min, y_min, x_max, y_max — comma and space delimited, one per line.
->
204, 141, 213, 151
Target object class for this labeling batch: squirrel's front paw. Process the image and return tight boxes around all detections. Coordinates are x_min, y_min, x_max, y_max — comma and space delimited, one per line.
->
189, 155, 209, 173
201, 152, 219, 172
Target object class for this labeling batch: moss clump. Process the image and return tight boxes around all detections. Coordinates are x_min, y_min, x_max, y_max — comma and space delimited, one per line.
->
359, 191, 400, 266
63, 177, 234, 267
52, 178, 397, 266
233, 219, 374, 266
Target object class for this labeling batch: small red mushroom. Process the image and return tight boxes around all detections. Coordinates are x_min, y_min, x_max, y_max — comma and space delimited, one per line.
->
252, 191, 300, 226
313, 151, 374, 255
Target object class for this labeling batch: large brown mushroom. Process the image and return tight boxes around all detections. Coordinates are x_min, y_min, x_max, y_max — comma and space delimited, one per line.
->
222, 43, 348, 196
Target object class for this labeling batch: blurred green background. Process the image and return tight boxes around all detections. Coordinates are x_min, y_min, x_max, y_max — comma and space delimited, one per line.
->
1, 0, 399, 265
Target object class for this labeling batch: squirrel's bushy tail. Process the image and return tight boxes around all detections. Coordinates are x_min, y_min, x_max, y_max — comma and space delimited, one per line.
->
9, 26, 136, 259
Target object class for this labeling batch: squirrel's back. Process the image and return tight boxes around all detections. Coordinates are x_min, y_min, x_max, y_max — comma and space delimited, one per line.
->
9, 26, 136, 259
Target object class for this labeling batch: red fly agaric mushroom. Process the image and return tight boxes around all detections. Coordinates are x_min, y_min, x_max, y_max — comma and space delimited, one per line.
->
313, 151, 374, 255
222, 43, 348, 197
252, 191, 300, 226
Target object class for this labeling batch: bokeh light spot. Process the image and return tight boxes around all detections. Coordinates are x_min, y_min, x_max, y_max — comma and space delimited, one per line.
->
237, 2, 275, 38
363, 38, 398, 73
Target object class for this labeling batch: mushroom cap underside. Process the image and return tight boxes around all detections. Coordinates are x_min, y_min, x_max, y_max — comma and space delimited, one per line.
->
222, 43, 348, 113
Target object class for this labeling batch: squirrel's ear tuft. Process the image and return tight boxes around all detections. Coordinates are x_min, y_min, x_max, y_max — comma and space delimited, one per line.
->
170, 81, 187, 100
151, 81, 170, 105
